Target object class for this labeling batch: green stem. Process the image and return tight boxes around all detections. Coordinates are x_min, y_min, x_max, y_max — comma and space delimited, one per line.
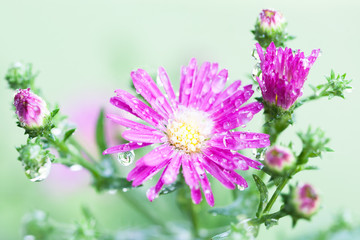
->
69, 138, 98, 163
189, 198, 199, 238
253, 210, 287, 225
119, 192, 169, 232
263, 177, 289, 214
49, 134, 170, 233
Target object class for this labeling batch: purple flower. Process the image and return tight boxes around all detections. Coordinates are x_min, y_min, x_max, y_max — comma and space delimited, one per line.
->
103, 58, 270, 206
14, 88, 49, 127
259, 9, 285, 31
294, 183, 320, 217
265, 145, 294, 172
256, 42, 320, 110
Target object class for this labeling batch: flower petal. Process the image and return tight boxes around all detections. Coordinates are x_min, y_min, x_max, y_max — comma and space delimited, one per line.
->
131, 69, 173, 118
106, 114, 157, 132
114, 89, 165, 130
193, 156, 214, 206
122, 129, 166, 143
158, 67, 178, 108
222, 170, 248, 188
179, 58, 197, 107
136, 144, 173, 166
209, 131, 270, 150
202, 157, 236, 189
129, 159, 170, 187
188, 61, 211, 108
103, 142, 152, 155
162, 151, 182, 185
214, 102, 264, 132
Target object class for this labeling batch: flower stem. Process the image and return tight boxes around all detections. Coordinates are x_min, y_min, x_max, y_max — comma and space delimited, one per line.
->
119, 192, 169, 232
189, 198, 199, 238
263, 177, 289, 214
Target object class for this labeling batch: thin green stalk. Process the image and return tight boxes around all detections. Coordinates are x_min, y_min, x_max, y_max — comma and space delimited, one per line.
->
119, 192, 169, 232
189, 198, 199, 238
69, 138, 98, 163
263, 177, 289, 214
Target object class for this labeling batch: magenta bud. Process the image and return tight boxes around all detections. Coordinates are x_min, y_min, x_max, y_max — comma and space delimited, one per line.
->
294, 183, 320, 218
255, 42, 320, 110
265, 145, 294, 172
259, 9, 286, 31
14, 88, 49, 128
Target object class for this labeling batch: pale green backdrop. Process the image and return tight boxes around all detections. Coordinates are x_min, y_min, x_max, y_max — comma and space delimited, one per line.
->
0, 0, 359, 239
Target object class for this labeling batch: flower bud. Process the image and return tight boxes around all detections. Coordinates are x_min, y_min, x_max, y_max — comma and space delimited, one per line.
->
259, 9, 285, 31
293, 183, 320, 218
252, 9, 290, 48
14, 88, 50, 128
5, 62, 37, 90
264, 145, 294, 172
17, 139, 53, 182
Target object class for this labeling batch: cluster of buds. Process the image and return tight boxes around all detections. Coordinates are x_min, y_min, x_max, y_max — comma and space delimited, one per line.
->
17, 138, 54, 182
252, 9, 291, 48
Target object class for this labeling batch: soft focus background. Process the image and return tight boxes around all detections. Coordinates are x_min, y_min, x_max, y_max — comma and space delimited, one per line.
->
0, 0, 359, 239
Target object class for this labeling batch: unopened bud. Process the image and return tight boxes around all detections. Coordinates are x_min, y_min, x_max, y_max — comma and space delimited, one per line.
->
17, 139, 53, 182
293, 183, 320, 218
264, 145, 294, 173
252, 9, 290, 48
14, 88, 50, 129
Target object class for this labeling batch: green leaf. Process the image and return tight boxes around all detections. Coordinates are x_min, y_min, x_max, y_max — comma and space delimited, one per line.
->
63, 129, 76, 142
209, 185, 258, 217
303, 165, 319, 171
95, 109, 107, 156
51, 108, 60, 118
253, 174, 268, 218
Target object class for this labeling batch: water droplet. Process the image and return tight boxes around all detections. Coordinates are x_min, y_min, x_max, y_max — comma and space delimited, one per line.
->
235, 99, 243, 108
107, 189, 117, 195
223, 122, 231, 130
208, 97, 215, 104
117, 150, 135, 166
136, 87, 143, 94
24, 158, 51, 182
122, 188, 129, 192
237, 185, 245, 191
137, 142, 143, 146
70, 164, 83, 171
24, 235, 35, 240
156, 96, 165, 105
185, 88, 191, 95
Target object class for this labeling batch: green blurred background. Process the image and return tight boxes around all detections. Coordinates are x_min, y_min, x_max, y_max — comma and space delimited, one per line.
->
0, 0, 359, 239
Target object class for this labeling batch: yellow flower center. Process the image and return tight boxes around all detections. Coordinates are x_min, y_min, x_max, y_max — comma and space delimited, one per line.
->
167, 121, 205, 153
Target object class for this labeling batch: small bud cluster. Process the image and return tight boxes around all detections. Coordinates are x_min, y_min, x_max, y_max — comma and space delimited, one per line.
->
17, 138, 54, 182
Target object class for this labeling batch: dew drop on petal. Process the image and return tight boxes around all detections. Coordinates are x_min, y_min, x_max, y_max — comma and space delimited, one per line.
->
117, 150, 135, 166
237, 185, 245, 191
235, 99, 242, 108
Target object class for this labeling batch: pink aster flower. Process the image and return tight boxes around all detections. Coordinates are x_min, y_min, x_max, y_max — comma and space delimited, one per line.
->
293, 183, 320, 218
14, 88, 50, 127
264, 145, 294, 172
256, 42, 320, 110
259, 9, 285, 31
103, 58, 270, 206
